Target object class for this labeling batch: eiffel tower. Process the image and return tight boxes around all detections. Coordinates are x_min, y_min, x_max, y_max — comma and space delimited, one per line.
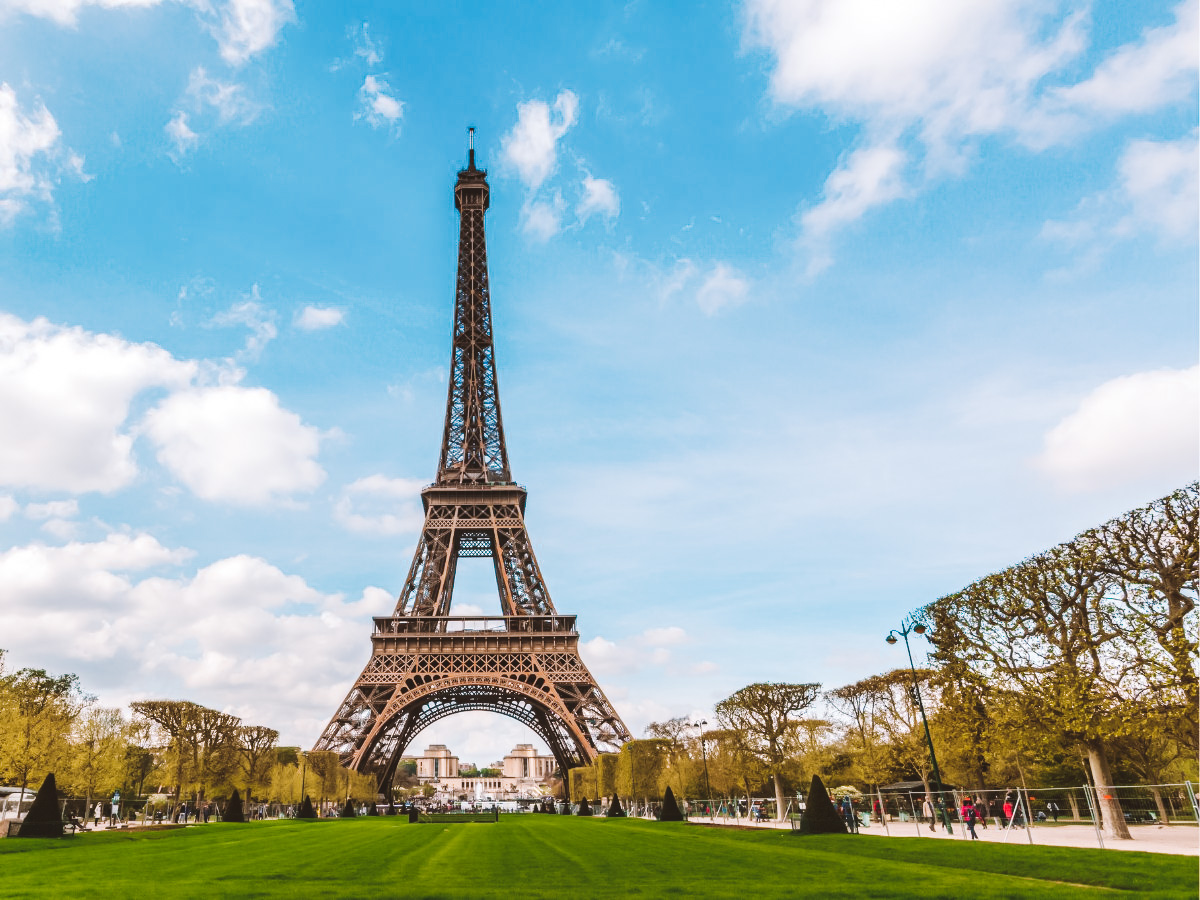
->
314, 132, 631, 793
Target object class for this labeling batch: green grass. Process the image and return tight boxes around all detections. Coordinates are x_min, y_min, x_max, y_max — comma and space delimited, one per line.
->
0, 816, 1193, 898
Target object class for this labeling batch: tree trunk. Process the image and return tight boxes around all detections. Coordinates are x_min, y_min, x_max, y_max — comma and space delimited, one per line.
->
772, 772, 786, 821
1150, 787, 1169, 825
1085, 741, 1131, 840
1067, 792, 1080, 821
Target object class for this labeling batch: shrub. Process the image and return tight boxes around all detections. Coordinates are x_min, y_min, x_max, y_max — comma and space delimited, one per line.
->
15, 773, 63, 838
606, 795, 625, 817
576, 797, 592, 816
341, 799, 356, 818
224, 788, 245, 823
297, 795, 317, 819
659, 786, 683, 822
797, 775, 847, 835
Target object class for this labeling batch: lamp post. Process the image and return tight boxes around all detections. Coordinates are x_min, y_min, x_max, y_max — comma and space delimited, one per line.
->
694, 720, 712, 805
300, 750, 308, 811
886, 618, 953, 835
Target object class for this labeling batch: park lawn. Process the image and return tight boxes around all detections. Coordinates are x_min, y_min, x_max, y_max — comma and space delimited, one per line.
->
0, 816, 1194, 899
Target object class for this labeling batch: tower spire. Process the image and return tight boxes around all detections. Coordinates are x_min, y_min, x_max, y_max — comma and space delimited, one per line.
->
441, 135, 507, 484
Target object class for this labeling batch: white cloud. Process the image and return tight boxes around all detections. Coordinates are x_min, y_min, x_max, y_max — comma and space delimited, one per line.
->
211, 0, 296, 66
0, 314, 195, 493
798, 141, 907, 274
3, 0, 294, 64
164, 111, 198, 162
0, 535, 381, 746
334, 474, 425, 535
576, 175, 619, 224
356, 75, 403, 131
212, 287, 277, 360
742, 0, 1198, 269
0, 0, 163, 27
501, 90, 578, 191
0, 495, 18, 520
1047, 1, 1198, 118
24, 499, 78, 520
520, 195, 565, 242
295, 305, 345, 331
166, 68, 262, 161
185, 67, 261, 125
1036, 365, 1199, 493
695, 263, 749, 316
1117, 135, 1199, 240
0, 82, 67, 222
1041, 133, 1199, 260
580, 626, 692, 676
352, 21, 382, 66
143, 385, 326, 505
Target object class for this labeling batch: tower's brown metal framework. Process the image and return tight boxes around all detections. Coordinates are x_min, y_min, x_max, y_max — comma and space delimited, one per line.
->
314, 135, 630, 793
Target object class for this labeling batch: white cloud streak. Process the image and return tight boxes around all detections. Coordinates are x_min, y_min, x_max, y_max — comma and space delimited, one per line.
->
295, 306, 345, 331
356, 74, 403, 132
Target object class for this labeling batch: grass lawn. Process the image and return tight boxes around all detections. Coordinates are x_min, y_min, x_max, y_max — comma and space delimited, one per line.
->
0, 816, 1194, 898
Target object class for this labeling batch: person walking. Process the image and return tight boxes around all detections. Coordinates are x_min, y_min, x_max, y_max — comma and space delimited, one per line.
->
1047, 800, 1060, 823
93, 802, 102, 828
841, 796, 858, 833
922, 796, 935, 832
962, 798, 979, 840
977, 796, 990, 829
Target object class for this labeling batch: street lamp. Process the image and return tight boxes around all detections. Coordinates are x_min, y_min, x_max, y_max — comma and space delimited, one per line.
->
886, 619, 953, 835
300, 750, 308, 811
694, 720, 712, 804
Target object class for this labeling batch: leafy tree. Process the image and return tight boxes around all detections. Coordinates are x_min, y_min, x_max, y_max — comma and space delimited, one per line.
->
615, 739, 670, 805
0, 667, 90, 792
927, 540, 1134, 839
235, 725, 279, 802
715, 682, 821, 820
67, 706, 129, 814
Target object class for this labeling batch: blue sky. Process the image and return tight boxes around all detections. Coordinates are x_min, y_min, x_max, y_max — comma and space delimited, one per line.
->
0, 0, 1195, 766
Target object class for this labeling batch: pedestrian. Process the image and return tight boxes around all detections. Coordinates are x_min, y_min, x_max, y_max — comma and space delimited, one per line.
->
922, 796, 935, 832
1047, 800, 1060, 823
977, 796, 990, 829
110, 799, 119, 826
841, 796, 858, 833
962, 798, 979, 840
873, 798, 883, 824
93, 802, 102, 827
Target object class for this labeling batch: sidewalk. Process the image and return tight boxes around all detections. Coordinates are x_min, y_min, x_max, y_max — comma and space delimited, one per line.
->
686, 814, 1199, 856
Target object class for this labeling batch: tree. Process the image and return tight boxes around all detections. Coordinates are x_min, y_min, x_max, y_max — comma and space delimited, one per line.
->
130, 700, 207, 816
1095, 484, 1198, 753
927, 540, 1134, 840
715, 682, 821, 820
0, 667, 90, 792
67, 707, 129, 815
235, 725, 279, 802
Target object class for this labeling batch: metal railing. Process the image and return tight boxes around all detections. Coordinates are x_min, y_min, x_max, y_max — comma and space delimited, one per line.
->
373, 615, 577, 635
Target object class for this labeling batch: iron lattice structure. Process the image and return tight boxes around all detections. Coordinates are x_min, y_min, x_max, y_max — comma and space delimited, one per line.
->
314, 137, 630, 794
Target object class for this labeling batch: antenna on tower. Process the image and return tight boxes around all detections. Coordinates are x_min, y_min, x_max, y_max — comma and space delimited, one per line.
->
468, 126, 475, 170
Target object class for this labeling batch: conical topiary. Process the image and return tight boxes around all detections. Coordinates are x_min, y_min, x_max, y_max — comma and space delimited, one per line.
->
797, 775, 847, 835
576, 796, 592, 816
341, 799, 356, 818
367, 801, 380, 816
659, 786, 683, 822
224, 788, 245, 823
297, 795, 317, 819
407, 807, 420, 823
544, 799, 557, 814
15, 773, 63, 838
606, 795, 625, 817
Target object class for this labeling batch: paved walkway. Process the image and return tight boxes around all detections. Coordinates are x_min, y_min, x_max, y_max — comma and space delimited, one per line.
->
685, 814, 1199, 856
